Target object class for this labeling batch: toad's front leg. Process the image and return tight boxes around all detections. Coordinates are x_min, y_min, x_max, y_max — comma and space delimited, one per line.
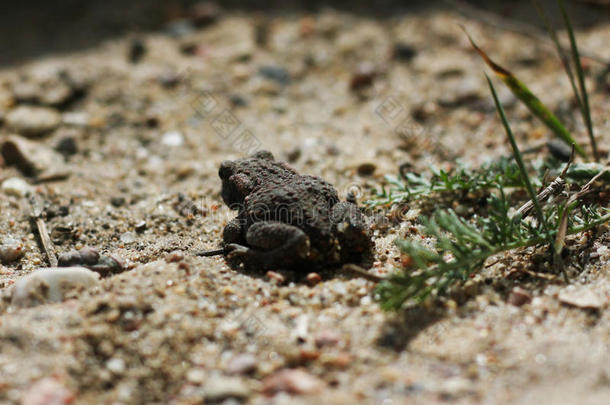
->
225, 221, 310, 270
223, 217, 246, 245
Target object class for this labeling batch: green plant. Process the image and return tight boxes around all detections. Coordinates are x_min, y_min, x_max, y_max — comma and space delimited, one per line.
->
536, 0, 598, 161
367, 156, 607, 210
367, 156, 525, 209
373, 5, 608, 310
376, 195, 609, 310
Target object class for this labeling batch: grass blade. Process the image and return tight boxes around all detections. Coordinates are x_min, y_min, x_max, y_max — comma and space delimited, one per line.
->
534, 1, 582, 110
485, 74, 548, 232
463, 28, 586, 157
558, 0, 598, 161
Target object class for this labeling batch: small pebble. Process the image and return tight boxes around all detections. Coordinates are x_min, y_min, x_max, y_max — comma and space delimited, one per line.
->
227, 353, 257, 375
357, 162, 376, 176
135, 221, 147, 233
79, 246, 101, 265
161, 131, 184, 147
314, 329, 341, 348
350, 62, 376, 91
128, 38, 146, 64
438, 377, 473, 397
1, 177, 33, 197
326, 352, 352, 368
13, 77, 77, 108
175, 164, 195, 179
145, 116, 160, 128
392, 42, 417, 61
58, 248, 124, 277
157, 70, 180, 88
203, 375, 250, 401
165, 251, 185, 263
286, 147, 301, 163
186, 368, 207, 384
6, 105, 61, 136
266, 271, 285, 284
62, 112, 89, 127
120, 232, 136, 244
92, 254, 125, 276
546, 139, 572, 162
12, 82, 39, 103
508, 287, 532, 306
165, 19, 196, 38
305, 272, 322, 286
57, 250, 81, 266
179, 42, 198, 55
229, 94, 248, 107
0, 238, 25, 264
188, 1, 222, 27
111, 196, 126, 207
437, 77, 481, 107
262, 368, 324, 396
299, 349, 321, 362
21, 377, 74, 405
40, 82, 73, 107
55, 136, 77, 156
106, 357, 126, 374
44, 204, 69, 219
259, 66, 291, 86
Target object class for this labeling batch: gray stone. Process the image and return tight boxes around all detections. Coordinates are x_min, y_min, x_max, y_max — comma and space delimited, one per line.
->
558, 286, 607, 309
1, 134, 69, 181
6, 105, 61, 136
0, 238, 26, 264
1, 177, 33, 197
11, 267, 100, 308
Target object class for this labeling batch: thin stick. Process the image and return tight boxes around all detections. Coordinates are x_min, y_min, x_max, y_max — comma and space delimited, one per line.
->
195, 248, 226, 257
29, 196, 57, 267
515, 146, 574, 219
553, 165, 608, 281
342, 264, 385, 282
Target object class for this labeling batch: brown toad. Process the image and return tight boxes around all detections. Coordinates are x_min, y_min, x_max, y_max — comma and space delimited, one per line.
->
218, 151, 372, 270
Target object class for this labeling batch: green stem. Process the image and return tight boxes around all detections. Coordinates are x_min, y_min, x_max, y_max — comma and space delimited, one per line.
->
559, 0, 598, 162
486, 75, 548, 233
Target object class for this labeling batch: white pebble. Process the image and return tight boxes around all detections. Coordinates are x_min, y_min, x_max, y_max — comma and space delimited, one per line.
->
120, 232, 136, 244
360, 295, 372, 305
1, 177, 33, 197
330, 282, 347, 295
62, 111, 89, 126
0, 238, 25, 263
11, 267, 100, 308
161, 131, 184, 146
106, 357, 126, 374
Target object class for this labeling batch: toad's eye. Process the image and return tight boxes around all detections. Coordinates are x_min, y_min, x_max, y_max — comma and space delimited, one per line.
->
252, 150, 274, 161
219, 161, 234, 179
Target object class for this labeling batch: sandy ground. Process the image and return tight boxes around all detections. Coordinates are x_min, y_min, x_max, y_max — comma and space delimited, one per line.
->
0, 3, 609, 404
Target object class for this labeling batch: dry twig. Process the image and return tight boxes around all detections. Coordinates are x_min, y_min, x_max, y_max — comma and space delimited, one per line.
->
29, 196, 57, 267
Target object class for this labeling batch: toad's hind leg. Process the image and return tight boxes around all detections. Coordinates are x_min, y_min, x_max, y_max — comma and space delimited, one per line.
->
226, 221, 310, 270
331, 202, 372, 261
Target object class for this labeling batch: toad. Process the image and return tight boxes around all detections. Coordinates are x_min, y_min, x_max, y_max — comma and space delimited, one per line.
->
217, 150, 372, 271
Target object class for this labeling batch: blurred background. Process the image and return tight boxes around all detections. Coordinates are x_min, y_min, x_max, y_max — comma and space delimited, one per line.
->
1, 0, 609, 67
